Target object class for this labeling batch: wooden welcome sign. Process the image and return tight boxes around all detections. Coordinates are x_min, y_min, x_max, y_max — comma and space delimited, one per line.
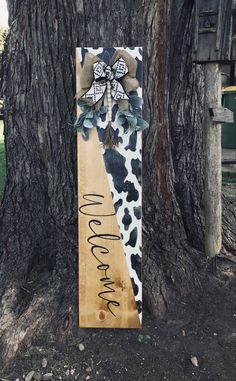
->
76, 47, 147, 328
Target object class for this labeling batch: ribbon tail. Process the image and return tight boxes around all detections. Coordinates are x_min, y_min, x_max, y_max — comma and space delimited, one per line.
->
103, 121, 118, 149
81, 81, 107, 104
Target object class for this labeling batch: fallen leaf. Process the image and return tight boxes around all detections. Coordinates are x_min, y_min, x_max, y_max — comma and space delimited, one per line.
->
41, 358, 47, 368
79, 343, 85, 351
190, 356, 199, 367
25, 371, 35, 381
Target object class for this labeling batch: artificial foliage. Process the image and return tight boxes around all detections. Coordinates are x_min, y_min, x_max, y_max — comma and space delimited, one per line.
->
74, 91, 148, 141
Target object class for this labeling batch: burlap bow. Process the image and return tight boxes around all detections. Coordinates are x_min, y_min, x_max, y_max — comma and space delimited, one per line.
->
77, 49, 139, 111
81, 58, 130, 103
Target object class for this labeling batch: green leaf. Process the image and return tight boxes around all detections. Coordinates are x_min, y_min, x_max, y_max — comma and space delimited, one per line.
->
122, 109, 134, 117
137, 334, 151, 343
74, 114, 86, 128
130, 95, 142, 108
127, 115, 137, 127
82, 128, 89, 141
84, 118, 94, 128
86, 110, 94, 119
117, 115, 126, 125
136, 117, 149, 131
137, 334, 144, 342
99, 106, 107, 114
92, 116, 98, 126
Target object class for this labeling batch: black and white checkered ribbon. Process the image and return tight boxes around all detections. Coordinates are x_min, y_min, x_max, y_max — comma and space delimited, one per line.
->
81, 58, 129, 104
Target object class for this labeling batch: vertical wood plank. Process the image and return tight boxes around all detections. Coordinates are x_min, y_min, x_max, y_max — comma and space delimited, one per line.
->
76, 49, 141, 328
204, 63, 222, 258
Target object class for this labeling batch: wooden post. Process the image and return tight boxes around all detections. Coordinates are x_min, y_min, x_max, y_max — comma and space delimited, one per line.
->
193, 0, 235, 263
204, 63, 222, 259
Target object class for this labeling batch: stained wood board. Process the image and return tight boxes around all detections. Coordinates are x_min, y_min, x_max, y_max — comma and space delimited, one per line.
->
76, 47, 143, 328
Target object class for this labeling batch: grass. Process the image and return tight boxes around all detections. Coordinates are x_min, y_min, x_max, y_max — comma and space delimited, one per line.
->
0, 119, 6, 200
222, 171, 236, 185
222, 171, 236, 198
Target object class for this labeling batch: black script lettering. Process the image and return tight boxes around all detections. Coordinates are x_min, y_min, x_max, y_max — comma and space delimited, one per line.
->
80, 193, 121, 316
79, 194, 115, 217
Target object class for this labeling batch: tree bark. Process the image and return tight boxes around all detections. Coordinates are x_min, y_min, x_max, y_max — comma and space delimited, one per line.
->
142, 0, 206, 315
0, 0, 235, 367
0, 0, 144, 366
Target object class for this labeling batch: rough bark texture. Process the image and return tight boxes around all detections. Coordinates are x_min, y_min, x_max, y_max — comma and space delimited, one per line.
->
0, 0, 235, 367
142, 0, 206, 315
0, 0, 144, 366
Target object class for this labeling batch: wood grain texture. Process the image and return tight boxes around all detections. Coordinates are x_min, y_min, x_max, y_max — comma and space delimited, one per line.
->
210, 107, 234, 123
193, 0, 233, 63
204, 63, 222, 258
76, 50, 140, 328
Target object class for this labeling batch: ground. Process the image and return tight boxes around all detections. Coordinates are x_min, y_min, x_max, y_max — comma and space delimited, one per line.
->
0, 127, 235, 380
0, 260, 235, 381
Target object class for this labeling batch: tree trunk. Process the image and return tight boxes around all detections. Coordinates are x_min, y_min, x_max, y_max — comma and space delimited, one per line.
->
142, 0, 206, 315
0, 0, 235, 367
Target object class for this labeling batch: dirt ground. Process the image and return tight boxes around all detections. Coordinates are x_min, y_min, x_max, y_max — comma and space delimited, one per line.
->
1, 259, 235, 381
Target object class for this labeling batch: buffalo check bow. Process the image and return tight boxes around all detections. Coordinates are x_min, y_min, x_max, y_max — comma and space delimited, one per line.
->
81, 58, 129, 104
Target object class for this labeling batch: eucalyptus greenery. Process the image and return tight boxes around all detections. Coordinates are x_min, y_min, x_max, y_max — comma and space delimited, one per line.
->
74, 99, 107, 140
74, 91, 148, 141
116, 91, 149, 132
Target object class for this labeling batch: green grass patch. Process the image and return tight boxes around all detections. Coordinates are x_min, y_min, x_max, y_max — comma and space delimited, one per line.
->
222, 171, 236, 185
0, 119, 6, 200
222, 171, 236, 198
